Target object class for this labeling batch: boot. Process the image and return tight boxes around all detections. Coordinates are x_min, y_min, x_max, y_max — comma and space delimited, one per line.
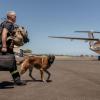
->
14, 77, 26, 86
10, 70, 26, 86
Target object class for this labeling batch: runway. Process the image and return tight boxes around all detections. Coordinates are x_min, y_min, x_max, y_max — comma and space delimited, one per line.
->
0, 57, 100, 100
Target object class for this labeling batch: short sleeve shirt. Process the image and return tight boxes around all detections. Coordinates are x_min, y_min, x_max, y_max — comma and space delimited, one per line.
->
0, 21, 14, 34
0, 21, 14, 48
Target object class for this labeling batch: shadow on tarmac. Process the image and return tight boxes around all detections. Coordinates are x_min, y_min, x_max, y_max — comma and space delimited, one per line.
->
0, 79, 52, 89
25, 79, 52, 83
0, 81, 14, 89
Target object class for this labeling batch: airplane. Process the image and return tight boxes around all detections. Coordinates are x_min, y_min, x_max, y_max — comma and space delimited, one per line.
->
48, 31, 100, 60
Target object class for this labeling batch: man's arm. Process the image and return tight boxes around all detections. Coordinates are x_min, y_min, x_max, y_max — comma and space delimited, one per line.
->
1, 28, 8, 52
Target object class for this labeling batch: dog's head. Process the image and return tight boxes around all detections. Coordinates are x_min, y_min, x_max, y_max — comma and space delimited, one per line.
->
48, 55, 55, 65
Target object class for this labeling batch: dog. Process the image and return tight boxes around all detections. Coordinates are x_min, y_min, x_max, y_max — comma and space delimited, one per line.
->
20, 55, 55, 82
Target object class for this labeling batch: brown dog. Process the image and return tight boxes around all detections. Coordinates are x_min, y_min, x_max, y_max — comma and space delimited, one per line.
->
20, 55, 55, 82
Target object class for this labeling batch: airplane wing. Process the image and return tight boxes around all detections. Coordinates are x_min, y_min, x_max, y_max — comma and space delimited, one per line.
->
75, 31, 100, 33
48, 36, 99, 41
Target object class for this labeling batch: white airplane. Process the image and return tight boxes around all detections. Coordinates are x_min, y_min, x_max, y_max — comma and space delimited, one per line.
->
48, 31, 100, 59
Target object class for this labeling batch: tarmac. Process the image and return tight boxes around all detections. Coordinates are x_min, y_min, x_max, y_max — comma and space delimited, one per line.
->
0, 56, 100, 100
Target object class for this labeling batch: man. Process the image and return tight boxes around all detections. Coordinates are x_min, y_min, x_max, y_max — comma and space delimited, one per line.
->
0, 11, 26, 85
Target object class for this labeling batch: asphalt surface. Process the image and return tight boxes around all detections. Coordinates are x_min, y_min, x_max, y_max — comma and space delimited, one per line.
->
0, 59, 100, 100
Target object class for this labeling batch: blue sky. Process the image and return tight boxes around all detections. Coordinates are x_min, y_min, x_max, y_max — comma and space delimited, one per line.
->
0, 0, 100, 55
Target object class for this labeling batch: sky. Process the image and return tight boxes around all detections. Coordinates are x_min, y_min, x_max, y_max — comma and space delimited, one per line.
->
0, 0, 100, 55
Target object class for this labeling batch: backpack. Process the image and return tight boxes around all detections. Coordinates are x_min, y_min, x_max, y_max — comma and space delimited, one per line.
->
13, 25, 29, 46
0, 20, 29, 47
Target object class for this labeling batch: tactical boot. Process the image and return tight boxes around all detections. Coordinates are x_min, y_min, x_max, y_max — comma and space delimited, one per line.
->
14, 77, 26, 86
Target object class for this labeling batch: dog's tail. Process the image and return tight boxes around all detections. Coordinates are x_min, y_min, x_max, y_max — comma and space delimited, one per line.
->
17, 59, 25, 65
16, 56, 30, 65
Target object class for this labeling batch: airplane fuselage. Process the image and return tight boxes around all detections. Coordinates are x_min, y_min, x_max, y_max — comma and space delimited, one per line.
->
90, 41, 100, 54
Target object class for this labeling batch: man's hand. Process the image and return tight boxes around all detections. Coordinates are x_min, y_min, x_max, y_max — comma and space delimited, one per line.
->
1, 47, 7, 53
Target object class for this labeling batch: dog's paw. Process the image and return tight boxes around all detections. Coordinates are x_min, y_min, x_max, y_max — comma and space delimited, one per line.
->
32, 78, 36, 81
46, 80, 52, 83
41, 79, 47, 83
